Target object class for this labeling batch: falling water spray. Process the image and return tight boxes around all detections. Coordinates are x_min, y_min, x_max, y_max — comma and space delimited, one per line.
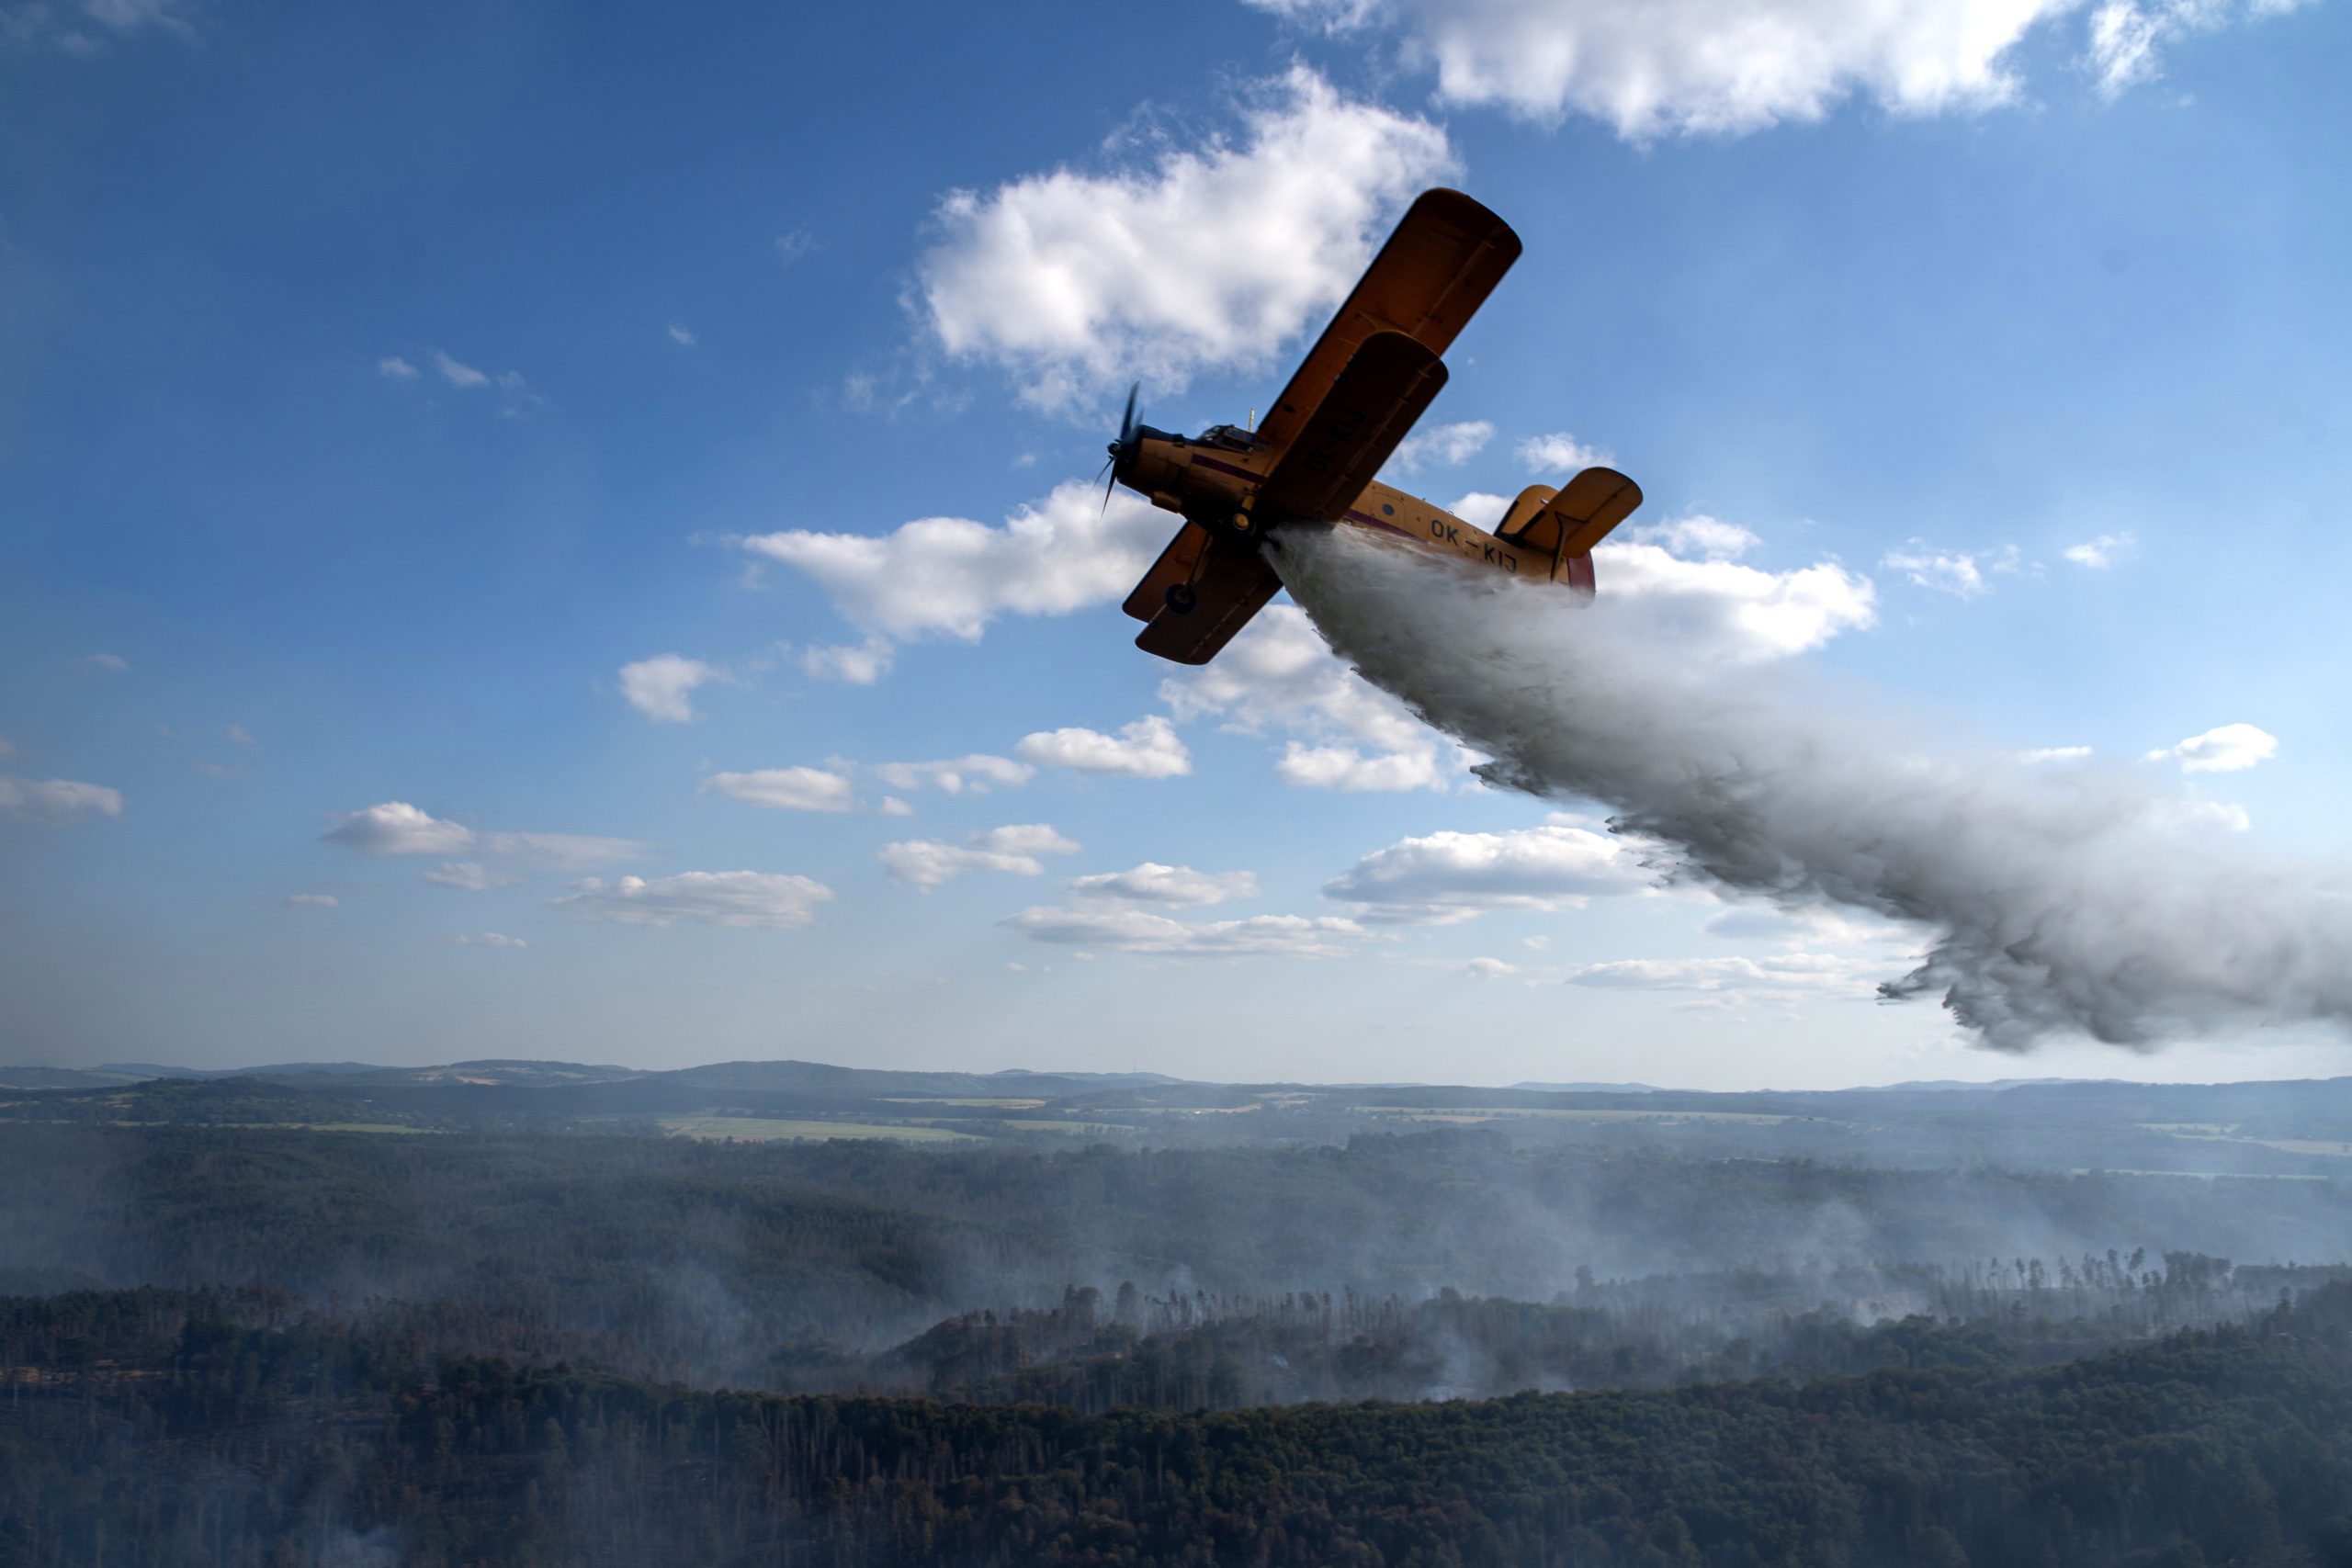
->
1271, 525, 2352, 1051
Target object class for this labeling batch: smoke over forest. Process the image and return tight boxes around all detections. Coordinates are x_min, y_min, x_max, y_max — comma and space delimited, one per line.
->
1273, 525, 2352, 1052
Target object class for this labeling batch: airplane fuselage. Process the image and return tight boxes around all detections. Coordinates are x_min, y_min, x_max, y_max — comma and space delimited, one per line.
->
1117, 429, 1562, 583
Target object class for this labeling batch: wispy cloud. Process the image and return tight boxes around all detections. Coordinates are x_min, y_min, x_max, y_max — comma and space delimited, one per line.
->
617, 654, 728, 723
1242, 0, 2302, 138
551, 871, 833, 930
322, 802, 643, 869
2063, 531, 2138, 569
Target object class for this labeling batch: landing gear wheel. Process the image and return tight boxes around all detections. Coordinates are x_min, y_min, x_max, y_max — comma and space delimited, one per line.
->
1165, 583, 1199, 615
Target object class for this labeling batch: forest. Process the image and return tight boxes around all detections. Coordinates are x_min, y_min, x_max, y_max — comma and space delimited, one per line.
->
6, 1280, 2352, 1565
3, 1064, 2351, 1562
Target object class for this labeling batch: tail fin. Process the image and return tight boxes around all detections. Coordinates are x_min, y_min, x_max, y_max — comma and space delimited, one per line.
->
1495, 466, 1641, 592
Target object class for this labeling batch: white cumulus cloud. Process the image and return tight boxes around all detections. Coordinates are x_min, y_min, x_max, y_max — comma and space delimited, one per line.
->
551, 871, 834, 930
1385, 420, 1495, 475
322, 801, 475, 855
880, 823, 1080, 890
1243, 0, 2300, 138
2146, 722, 2278, 773
377, 355, 420, 379
1004, 906, 1367, 958
871, 754, 1035, 795
1015, 715, 1191, 778
0, 776, 123, 821
702, 767, 858, 813
1519, 432, 1613, 473
1324, 824, 1655, 923
798, 637, 896, 685
1163, 604, 1453, 790
1624, 515, 1758, 560
1067, 863, 1259, 907
1565, 952, 1879, 996
618, 654, 727, 723
743, 480, 1166, 651
915, 66, 1454, 410
1275, 742, 1451, 792
1595, 539, 1878, 660
1446, 492, 1512, 529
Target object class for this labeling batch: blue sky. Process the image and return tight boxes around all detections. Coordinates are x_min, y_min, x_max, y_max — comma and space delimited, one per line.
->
3, 0, 2347, 1087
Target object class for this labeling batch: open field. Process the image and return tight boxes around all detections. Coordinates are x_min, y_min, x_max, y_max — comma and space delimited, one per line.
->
1356, 1107, 1797, 1125
658, 1116, 982, 1144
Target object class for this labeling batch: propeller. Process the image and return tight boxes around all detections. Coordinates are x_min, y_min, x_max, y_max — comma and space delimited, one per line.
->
1101, 381, 1140, 513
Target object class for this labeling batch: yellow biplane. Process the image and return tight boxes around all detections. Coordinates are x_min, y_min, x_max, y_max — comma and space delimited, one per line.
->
1109, 188, 1643, 665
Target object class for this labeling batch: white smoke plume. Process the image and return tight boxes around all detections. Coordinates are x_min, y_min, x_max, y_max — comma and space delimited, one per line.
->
1271, 525, 2352, 1052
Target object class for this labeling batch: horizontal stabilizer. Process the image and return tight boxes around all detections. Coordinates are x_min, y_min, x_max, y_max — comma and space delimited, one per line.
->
1546, 467, 1644, 555
1498, 466, 1643, 558
1135, 545, 1282, 666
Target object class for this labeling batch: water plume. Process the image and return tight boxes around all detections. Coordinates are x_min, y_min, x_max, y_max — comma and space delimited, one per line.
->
1271, 525, 2352, 1052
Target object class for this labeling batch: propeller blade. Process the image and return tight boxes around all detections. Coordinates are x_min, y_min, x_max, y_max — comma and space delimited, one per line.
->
1097, 454, 1115, 514
1119, 381, 1139, 446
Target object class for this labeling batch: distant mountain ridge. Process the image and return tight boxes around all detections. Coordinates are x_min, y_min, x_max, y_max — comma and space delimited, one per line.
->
1, 1056, 2345, 1101
0, 1056, 1185, 1100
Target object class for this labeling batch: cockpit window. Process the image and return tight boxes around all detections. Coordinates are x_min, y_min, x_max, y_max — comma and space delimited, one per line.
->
1197, 424, 1261, 453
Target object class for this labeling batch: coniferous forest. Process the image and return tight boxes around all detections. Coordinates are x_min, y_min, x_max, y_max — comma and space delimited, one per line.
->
5, 1061, 2352, 1564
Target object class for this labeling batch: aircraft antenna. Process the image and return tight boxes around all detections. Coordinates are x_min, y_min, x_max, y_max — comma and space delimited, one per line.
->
1246, 407, 1256, 433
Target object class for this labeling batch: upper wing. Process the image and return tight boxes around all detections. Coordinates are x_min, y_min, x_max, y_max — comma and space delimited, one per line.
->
1255, 331, 1448, 525
1256, 189, 1521, 455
